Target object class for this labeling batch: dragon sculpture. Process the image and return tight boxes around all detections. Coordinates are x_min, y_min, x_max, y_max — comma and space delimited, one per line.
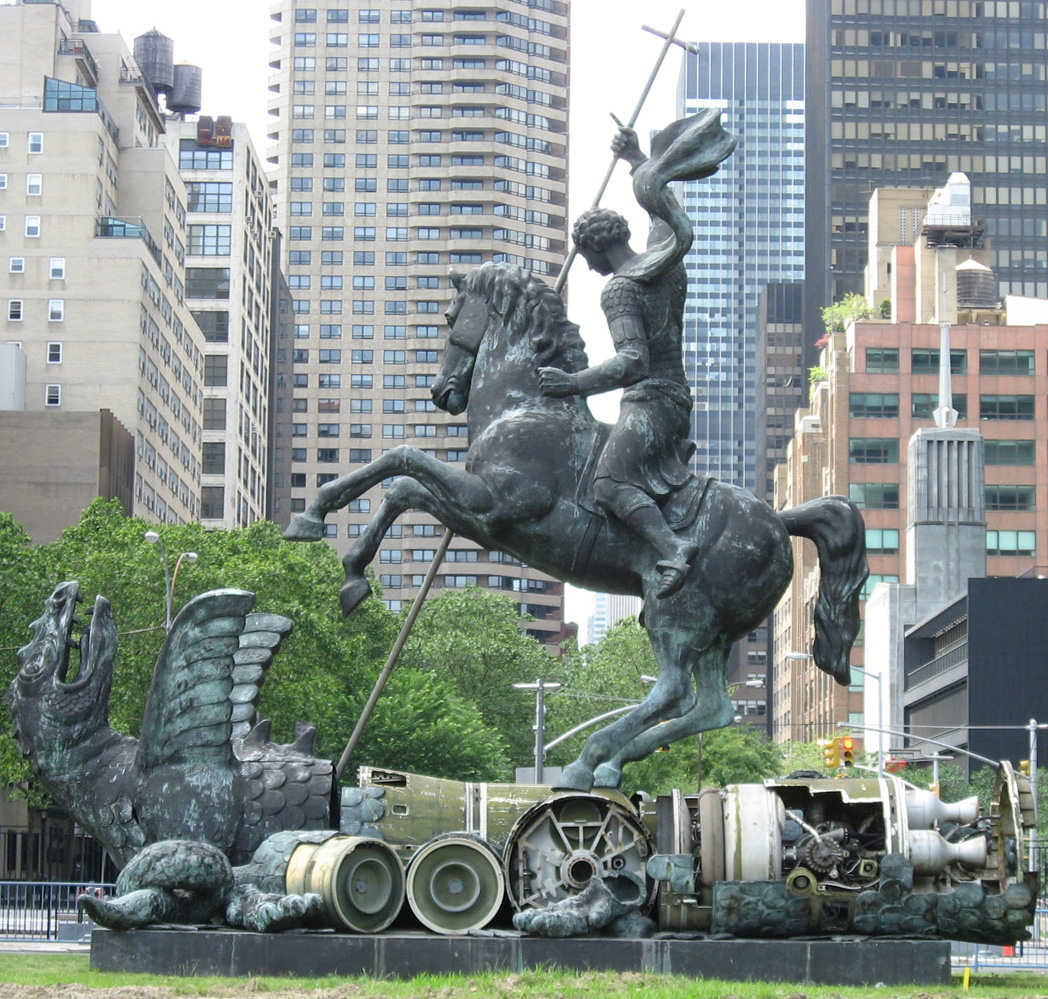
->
9, 581, 333, 868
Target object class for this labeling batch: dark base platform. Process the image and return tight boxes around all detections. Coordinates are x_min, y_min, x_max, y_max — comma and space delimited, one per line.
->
90, 928, 952, 985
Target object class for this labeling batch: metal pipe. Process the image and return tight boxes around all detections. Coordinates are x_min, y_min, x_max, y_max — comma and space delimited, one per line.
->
335, 529, 454, 782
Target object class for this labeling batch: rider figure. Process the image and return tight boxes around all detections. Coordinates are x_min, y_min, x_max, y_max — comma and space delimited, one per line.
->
539, 126, 698, 599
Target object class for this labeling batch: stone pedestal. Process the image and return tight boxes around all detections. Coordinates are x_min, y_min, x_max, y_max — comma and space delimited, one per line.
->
91, 928, 951, 985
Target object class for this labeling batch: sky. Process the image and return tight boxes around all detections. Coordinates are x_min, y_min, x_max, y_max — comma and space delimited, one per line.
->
88, 0, 805, 637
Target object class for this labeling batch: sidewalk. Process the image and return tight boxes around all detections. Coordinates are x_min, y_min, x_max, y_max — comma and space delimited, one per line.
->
0, 940, 89, 953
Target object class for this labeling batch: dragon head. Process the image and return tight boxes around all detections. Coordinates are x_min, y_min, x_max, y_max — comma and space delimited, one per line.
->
9, 581, 118, 757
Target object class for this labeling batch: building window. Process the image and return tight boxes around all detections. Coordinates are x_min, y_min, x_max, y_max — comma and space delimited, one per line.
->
849, 392, 898, 419
848, 483, 899, 509
201, 486, 224, 519
44, 384, 60, 407
7, 299, 22, 321
9, 257, 24, 274
980, 395, 1035, 421
47, 299, 64, 322
985, 485, 1035, 511
981, 350, 1034, 376
984, 440, 1035, 466
202, 441, 225, 475
46, 341, 62, 364
865, 528, 900, 554
187, 224, 231, 255
204, 354, 228, 387
49, 257, 65, 279
912, 393, 967, 420
27, 132, 43, 154
911, 348, 966, 375
203, 398, 227, 430
25, 216, 41, 238
25, 174, 42, 196
864, 347, 898, 373
186, 267, 230, 299
986, 530, 1036, 557
186, 181, 233, 213
848, 438, 898, 463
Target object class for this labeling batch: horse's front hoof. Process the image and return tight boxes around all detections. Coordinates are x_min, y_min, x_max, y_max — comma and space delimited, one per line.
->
553, 762, 594, 792
592, 763, 623, 789
284, 513, 325, 542
339, 575, 372, 616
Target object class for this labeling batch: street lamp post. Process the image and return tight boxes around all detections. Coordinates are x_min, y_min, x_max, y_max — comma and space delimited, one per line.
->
514, 678, 561, 783
850, 665, 884, 776
144, 531, 198, 630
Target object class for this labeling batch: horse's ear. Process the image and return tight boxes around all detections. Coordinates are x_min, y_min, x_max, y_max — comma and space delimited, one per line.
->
449, 269, 463, 291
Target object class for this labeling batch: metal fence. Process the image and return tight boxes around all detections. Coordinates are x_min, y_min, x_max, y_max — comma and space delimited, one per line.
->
0, 881, 113, 943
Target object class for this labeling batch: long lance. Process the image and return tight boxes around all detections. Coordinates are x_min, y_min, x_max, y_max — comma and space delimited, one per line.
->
553, 10, 698, 294
335, 14, 696, 781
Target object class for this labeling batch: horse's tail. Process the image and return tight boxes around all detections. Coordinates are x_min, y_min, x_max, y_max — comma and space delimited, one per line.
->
778, 496, 868, 686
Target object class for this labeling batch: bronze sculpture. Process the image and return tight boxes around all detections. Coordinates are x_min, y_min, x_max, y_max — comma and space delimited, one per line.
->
285, 112, 869, 795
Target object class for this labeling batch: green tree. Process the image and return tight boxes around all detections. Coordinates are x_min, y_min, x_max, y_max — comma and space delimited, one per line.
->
821, 292, 872, 335
397, 586, 555, 775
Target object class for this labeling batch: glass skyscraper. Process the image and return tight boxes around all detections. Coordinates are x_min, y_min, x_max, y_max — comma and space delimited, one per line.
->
677, 42, 805, 493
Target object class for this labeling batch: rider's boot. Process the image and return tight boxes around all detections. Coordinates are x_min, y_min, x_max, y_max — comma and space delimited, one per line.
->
655, 540, 699, 599
621, 503, 698, 599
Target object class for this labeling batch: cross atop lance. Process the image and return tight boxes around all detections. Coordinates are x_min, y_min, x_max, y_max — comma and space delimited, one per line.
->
553, 9, 699, 294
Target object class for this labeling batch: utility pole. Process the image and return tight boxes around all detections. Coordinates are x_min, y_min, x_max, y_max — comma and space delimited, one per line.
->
514, 678, 561, 783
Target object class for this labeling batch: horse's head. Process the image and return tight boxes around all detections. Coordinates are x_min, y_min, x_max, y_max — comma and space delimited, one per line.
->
432, 269, 492, 415
433, 263, 588, 416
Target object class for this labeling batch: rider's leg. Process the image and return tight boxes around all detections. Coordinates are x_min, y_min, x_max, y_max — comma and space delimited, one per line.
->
595, 479, 697, 598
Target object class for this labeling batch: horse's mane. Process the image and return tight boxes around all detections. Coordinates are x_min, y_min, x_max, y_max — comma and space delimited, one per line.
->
461, 262, 589, 374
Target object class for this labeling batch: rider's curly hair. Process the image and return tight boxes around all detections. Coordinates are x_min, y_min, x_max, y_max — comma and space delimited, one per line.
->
572, 208, 631, 253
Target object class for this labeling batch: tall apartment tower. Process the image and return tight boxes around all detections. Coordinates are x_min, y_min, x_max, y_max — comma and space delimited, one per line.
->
805, 0, 1048, 356
676, 42, 805, 495
266, 0, 570, 638
162, 119, 276, 530
0, 0, 204, 527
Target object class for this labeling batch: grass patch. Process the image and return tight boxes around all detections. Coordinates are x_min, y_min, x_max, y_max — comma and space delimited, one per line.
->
0, 953, 1044, 998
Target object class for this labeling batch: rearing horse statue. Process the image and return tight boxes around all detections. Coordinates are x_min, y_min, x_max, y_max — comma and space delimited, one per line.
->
285, 261, 868, 792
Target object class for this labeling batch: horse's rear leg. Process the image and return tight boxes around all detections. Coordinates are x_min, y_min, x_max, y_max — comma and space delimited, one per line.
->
592, 638, 734, 789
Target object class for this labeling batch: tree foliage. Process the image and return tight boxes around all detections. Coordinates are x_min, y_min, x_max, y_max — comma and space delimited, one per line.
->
820, 292, 872, 335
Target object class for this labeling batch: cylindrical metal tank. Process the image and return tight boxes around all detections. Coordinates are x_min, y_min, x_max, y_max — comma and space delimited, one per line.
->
133, 29, 174, 95
285, 835, 405, 933
169, 64, 203, 115
956, 258, 997, 309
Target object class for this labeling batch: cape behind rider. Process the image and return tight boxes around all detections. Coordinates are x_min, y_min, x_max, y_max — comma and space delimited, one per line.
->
538, 112, 736, 599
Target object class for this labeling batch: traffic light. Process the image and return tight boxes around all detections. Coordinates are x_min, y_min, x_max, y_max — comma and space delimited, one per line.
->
1020, 759, 1032, 776
839, 736, 856, 768
821, 739, 840, 769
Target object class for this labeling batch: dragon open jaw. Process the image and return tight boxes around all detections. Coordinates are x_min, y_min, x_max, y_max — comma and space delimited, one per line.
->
16, 581, 116, 696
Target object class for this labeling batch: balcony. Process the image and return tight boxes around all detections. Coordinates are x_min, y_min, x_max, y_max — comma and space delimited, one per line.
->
95, 217, 162, 265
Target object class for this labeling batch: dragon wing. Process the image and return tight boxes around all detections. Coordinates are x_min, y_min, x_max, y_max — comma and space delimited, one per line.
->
137, 589, 256, 773
229, 611, 295, 742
